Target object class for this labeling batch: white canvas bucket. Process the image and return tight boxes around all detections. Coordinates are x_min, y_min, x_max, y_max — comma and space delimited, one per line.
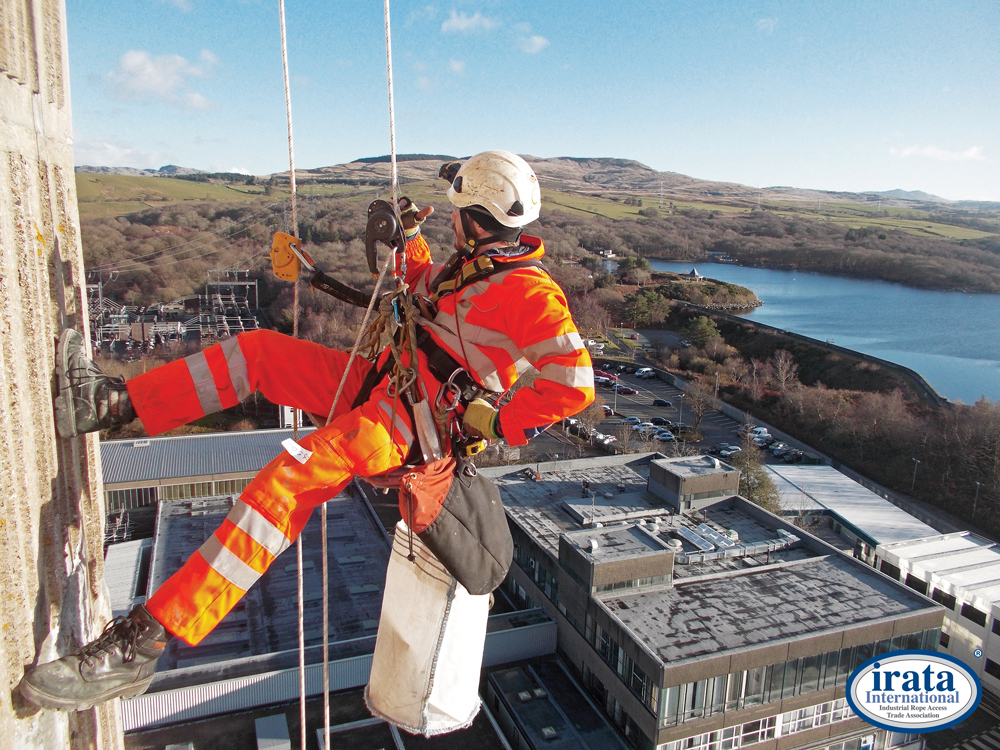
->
365, 521, 490, 736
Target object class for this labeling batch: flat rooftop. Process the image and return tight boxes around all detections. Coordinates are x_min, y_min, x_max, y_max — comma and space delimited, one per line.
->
767, 464, 939, 545
101, 427, 317, 484
880, 532, 1000, 612
488, 656, 627, 750
605, 553, 933, 664
145, 490, 389, 671
483, 454, 940, 667
651, 454, 737, 479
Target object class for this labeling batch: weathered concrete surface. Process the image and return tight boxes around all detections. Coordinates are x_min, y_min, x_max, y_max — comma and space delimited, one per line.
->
0, 1, 124, 748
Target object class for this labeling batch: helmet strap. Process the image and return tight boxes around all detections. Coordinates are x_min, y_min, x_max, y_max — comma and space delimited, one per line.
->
460, 208, 521, 251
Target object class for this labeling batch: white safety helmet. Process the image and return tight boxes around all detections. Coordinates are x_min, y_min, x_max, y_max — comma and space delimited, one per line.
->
446, 150, 541, 228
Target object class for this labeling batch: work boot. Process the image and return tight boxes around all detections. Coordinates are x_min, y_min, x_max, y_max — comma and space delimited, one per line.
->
53, 329, 135, 438
18, 605, 170, 711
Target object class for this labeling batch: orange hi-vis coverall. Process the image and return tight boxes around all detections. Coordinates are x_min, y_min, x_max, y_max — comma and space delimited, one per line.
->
139, 229, 594, 645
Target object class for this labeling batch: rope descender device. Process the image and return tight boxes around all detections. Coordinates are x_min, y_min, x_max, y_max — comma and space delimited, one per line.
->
365, 199, 407, 278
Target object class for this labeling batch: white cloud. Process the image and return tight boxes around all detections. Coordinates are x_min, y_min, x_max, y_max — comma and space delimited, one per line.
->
183, 92, 213, 110
73, 138, 167, 169
756, 18, 776, 34
406, 5, 437, 27
890, 145, 984, 162
448, 59, 466, 73
105, 49, 216, 109
518, 35, 549, 54
441, 10, 499, 33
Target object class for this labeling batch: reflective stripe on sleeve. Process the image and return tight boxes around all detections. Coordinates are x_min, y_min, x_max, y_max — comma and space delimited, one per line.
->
184, 351, 224, 415
523, 331, 585, 362
220, 336, 252, 402
197, 534, 261, 591
537, 362, 595, 388
227, 500, 291, 558
377, 400, 414, 446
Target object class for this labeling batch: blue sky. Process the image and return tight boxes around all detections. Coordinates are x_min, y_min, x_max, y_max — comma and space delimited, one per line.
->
66, 1, 1000, 201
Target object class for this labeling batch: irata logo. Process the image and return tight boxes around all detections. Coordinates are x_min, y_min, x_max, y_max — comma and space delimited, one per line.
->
846, 650, 981, 732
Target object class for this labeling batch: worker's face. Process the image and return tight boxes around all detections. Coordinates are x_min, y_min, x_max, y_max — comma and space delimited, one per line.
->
450, 210, 466, 252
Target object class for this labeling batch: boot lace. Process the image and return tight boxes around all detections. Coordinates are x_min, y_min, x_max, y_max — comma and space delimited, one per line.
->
79, 616, 143, 667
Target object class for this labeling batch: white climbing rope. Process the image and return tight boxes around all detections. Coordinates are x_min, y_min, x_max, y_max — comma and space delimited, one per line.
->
277, 2, 404, 747
277, 2, 307, 749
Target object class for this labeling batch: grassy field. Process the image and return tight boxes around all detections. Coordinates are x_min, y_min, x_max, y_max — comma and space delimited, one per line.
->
75, 174, 998, 243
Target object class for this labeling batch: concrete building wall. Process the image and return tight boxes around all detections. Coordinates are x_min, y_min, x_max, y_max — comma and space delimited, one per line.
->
0, 2, 123, 748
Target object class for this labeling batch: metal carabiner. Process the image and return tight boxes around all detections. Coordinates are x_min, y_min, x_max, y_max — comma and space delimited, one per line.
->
434, 368, 466, 414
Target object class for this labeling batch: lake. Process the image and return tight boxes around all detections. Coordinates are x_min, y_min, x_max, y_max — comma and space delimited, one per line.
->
647, 261, 1000, 404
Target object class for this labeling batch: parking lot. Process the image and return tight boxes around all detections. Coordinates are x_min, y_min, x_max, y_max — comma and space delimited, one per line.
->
527, 361, 798, 465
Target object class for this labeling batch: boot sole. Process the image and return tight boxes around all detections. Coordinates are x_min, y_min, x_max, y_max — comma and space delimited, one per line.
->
53, 329, 80, 439
18, 673, 154, 712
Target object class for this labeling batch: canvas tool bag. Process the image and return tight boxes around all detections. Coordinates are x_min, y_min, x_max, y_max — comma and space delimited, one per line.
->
367, 456, 513, 595
366, 521, 490, 736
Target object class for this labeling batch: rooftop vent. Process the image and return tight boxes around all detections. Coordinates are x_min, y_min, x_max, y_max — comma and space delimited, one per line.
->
617, 483, 626, 493
541, 727, 559, 740
725, 529, 740, 543
517, 690, 533, 703
132, 439, 151, 448
604, 491, 614, 499
532, 688, 547, 699
667, 538, 683, 551
712, 457, 721, 469
589, 538, 599, 553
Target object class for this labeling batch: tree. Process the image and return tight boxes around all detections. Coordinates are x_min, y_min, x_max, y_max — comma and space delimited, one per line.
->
577, 394, 606, 440
730, 445, 781, 513
687, 384, 714, 433
683, 316, 720, 347
770, 349, 799, 393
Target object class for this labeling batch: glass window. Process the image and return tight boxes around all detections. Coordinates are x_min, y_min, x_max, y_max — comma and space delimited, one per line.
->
905, 574, 928, 595
932, 588, 957, 610
685, 679, 709, 720
823, 649, 841, 689
766, 662, 785, 703
940, 631, 950, 648
726, 670, 745, 711
709, 674, 727, 715
837, 647, 854, 686
745, 665, 766, 707
853, 642, 874, 671
984, 659, 1000, 681
781, 659, 800, 699
879, 561, 901, 580
800, 653, 822, 694
662, 685, 681, 727
961, 602, 988, 627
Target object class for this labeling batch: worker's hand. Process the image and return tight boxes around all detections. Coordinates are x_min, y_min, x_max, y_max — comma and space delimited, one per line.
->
462, 398, 502, 440
398, 197, 433, 235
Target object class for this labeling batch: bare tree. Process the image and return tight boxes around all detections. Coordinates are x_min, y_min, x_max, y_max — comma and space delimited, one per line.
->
770, 349, 800, 394
577, 394, 607, 440
687, 384, 714, 433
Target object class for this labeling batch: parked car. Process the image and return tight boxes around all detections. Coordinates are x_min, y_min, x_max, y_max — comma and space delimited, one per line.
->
719, 446, 743, 458
707, 442, 730, 455
769, 442, 789, 454
613, 385, 638, 395
680, 340, 692, 348
783, 450, 804, 463
673, 423, 692, 433
632, 422, 657, 435
652, 398, 672, 407
623, 365, 638, 374
630, 333, 640, 341
635, 367, 656, 379
772, 445, 793, 458
602, 405, 615, 416
655, 430, 676, 442
754, 435, 776, 447
651, 416, 672, 426
738, 426, 770, 438
594, 370, 612, 378
620, 416, 641, 425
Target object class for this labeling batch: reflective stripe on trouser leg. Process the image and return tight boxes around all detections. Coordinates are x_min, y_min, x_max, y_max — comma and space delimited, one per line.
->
145, 396, 413, 645
125, 330, 373, 436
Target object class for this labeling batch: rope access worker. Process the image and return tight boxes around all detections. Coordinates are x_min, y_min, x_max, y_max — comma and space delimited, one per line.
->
20, 150, 596, 711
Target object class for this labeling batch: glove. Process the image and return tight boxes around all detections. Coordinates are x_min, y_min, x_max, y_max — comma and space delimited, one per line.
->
463, 398, 503, 440
398, 197, 434, 238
